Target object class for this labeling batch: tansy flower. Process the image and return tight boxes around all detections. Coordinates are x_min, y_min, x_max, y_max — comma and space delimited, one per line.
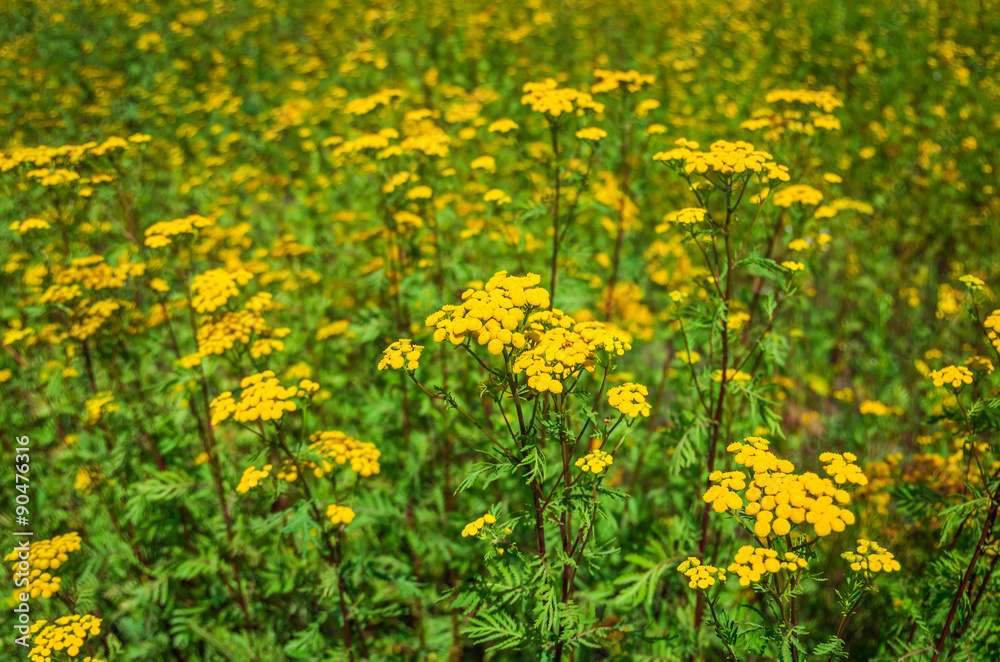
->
782, 261, 805, 271
483, 188, 511, 205
658, 208, 706, 229
210, 371, 298, 425
406, 185, 433, 200
677, 557, 726, 590
378, 339, 424, 371
144, 214, 213, 248
28, 614, 103, 661
190, 268, 253, 313
488, 118, 518, 133
520, 79, 604, 117
703, 471, 747, 512
607, 383, 651, 417
634, 98, 661, 117
712, 369, 751, 383
575, 449, 613, 473
721, 437, 858, 538
842, 539, 901, 574
470, 155, 496, 172
653, 139, 788, 181
929, 364, 973, 388
575, 127, 607, 141
513, 311, 627, 393
858, 399, 902, 416
676, 350, 701, 364
305, 430, 381, 478
5, 533, 82, 602
772, 185, 824, 207
819, 452, 868, 486
965, 355, 994, 374
236, 465, 272, 493
84, 392, 118, 425
425, 271, 547, 353
959, 275, 985, 291
591, 69, 655, 94
788, 238, 811, 252
327, 504, 356, 525
9, 218, 51, 234
728, 546, 807, 587
461, 512, 497, 537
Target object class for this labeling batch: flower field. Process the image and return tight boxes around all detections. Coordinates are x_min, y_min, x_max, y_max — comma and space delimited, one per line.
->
2, 0, 1000, 660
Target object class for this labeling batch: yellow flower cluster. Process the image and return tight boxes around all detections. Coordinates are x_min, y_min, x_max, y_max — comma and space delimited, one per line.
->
19, 571, 61, 601
929, 364, 973, 388
772, 185, 824, 207
190, 268, 254, 313
305, 430, 382, 478
84, 391, 118, 424
74, 467, 108, 495
654, 139, 790, 181
712, 368, 752, 383
513, 310, 594, 393
510, 316, 632, 393
484, 188, 512, 204
842, 539, 901, 574
719, 437, 859, 538
8, 218, 51, 234
144, 214, 213, 247
488, 118, 518, 133
728, 546, 808, 587
764, 88, 844, 112
6, 533, 82, 572
959, 274, 986, 291
27, 168, 80, 186
69, 299, 124, 341
210, 371, 299, 425
859, 399, 904, 416
520, 79, 605, 117
814, 197, 875, 219
575, 449, 614, 473
660, 207, 707, 227
576, 321, 632, 356
575, 127, 607, 141
378, 339, 423, 371
425, 271, 548, 352
54, 255, 143, 291
965, 355, 994, 374
607, 383, 651, 417
194, 311, 268, 358
461, 512, 496, 537
729, 438, 796, 474
236, 464, 273, 493
4, 533, 81, 602
820, 452, 868, 486
985, 309, 1000, 354
590, 68, 655, 94
28, 614, 103, 662
327, 504, 356, 525
703, 471, 748, 512
676, 557, 726, 590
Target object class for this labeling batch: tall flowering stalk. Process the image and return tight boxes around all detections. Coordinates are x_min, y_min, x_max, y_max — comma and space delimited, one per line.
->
381, 270, 644, 659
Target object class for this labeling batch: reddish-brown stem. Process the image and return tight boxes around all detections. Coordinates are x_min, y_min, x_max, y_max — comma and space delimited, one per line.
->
931, 478, 1000, 661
